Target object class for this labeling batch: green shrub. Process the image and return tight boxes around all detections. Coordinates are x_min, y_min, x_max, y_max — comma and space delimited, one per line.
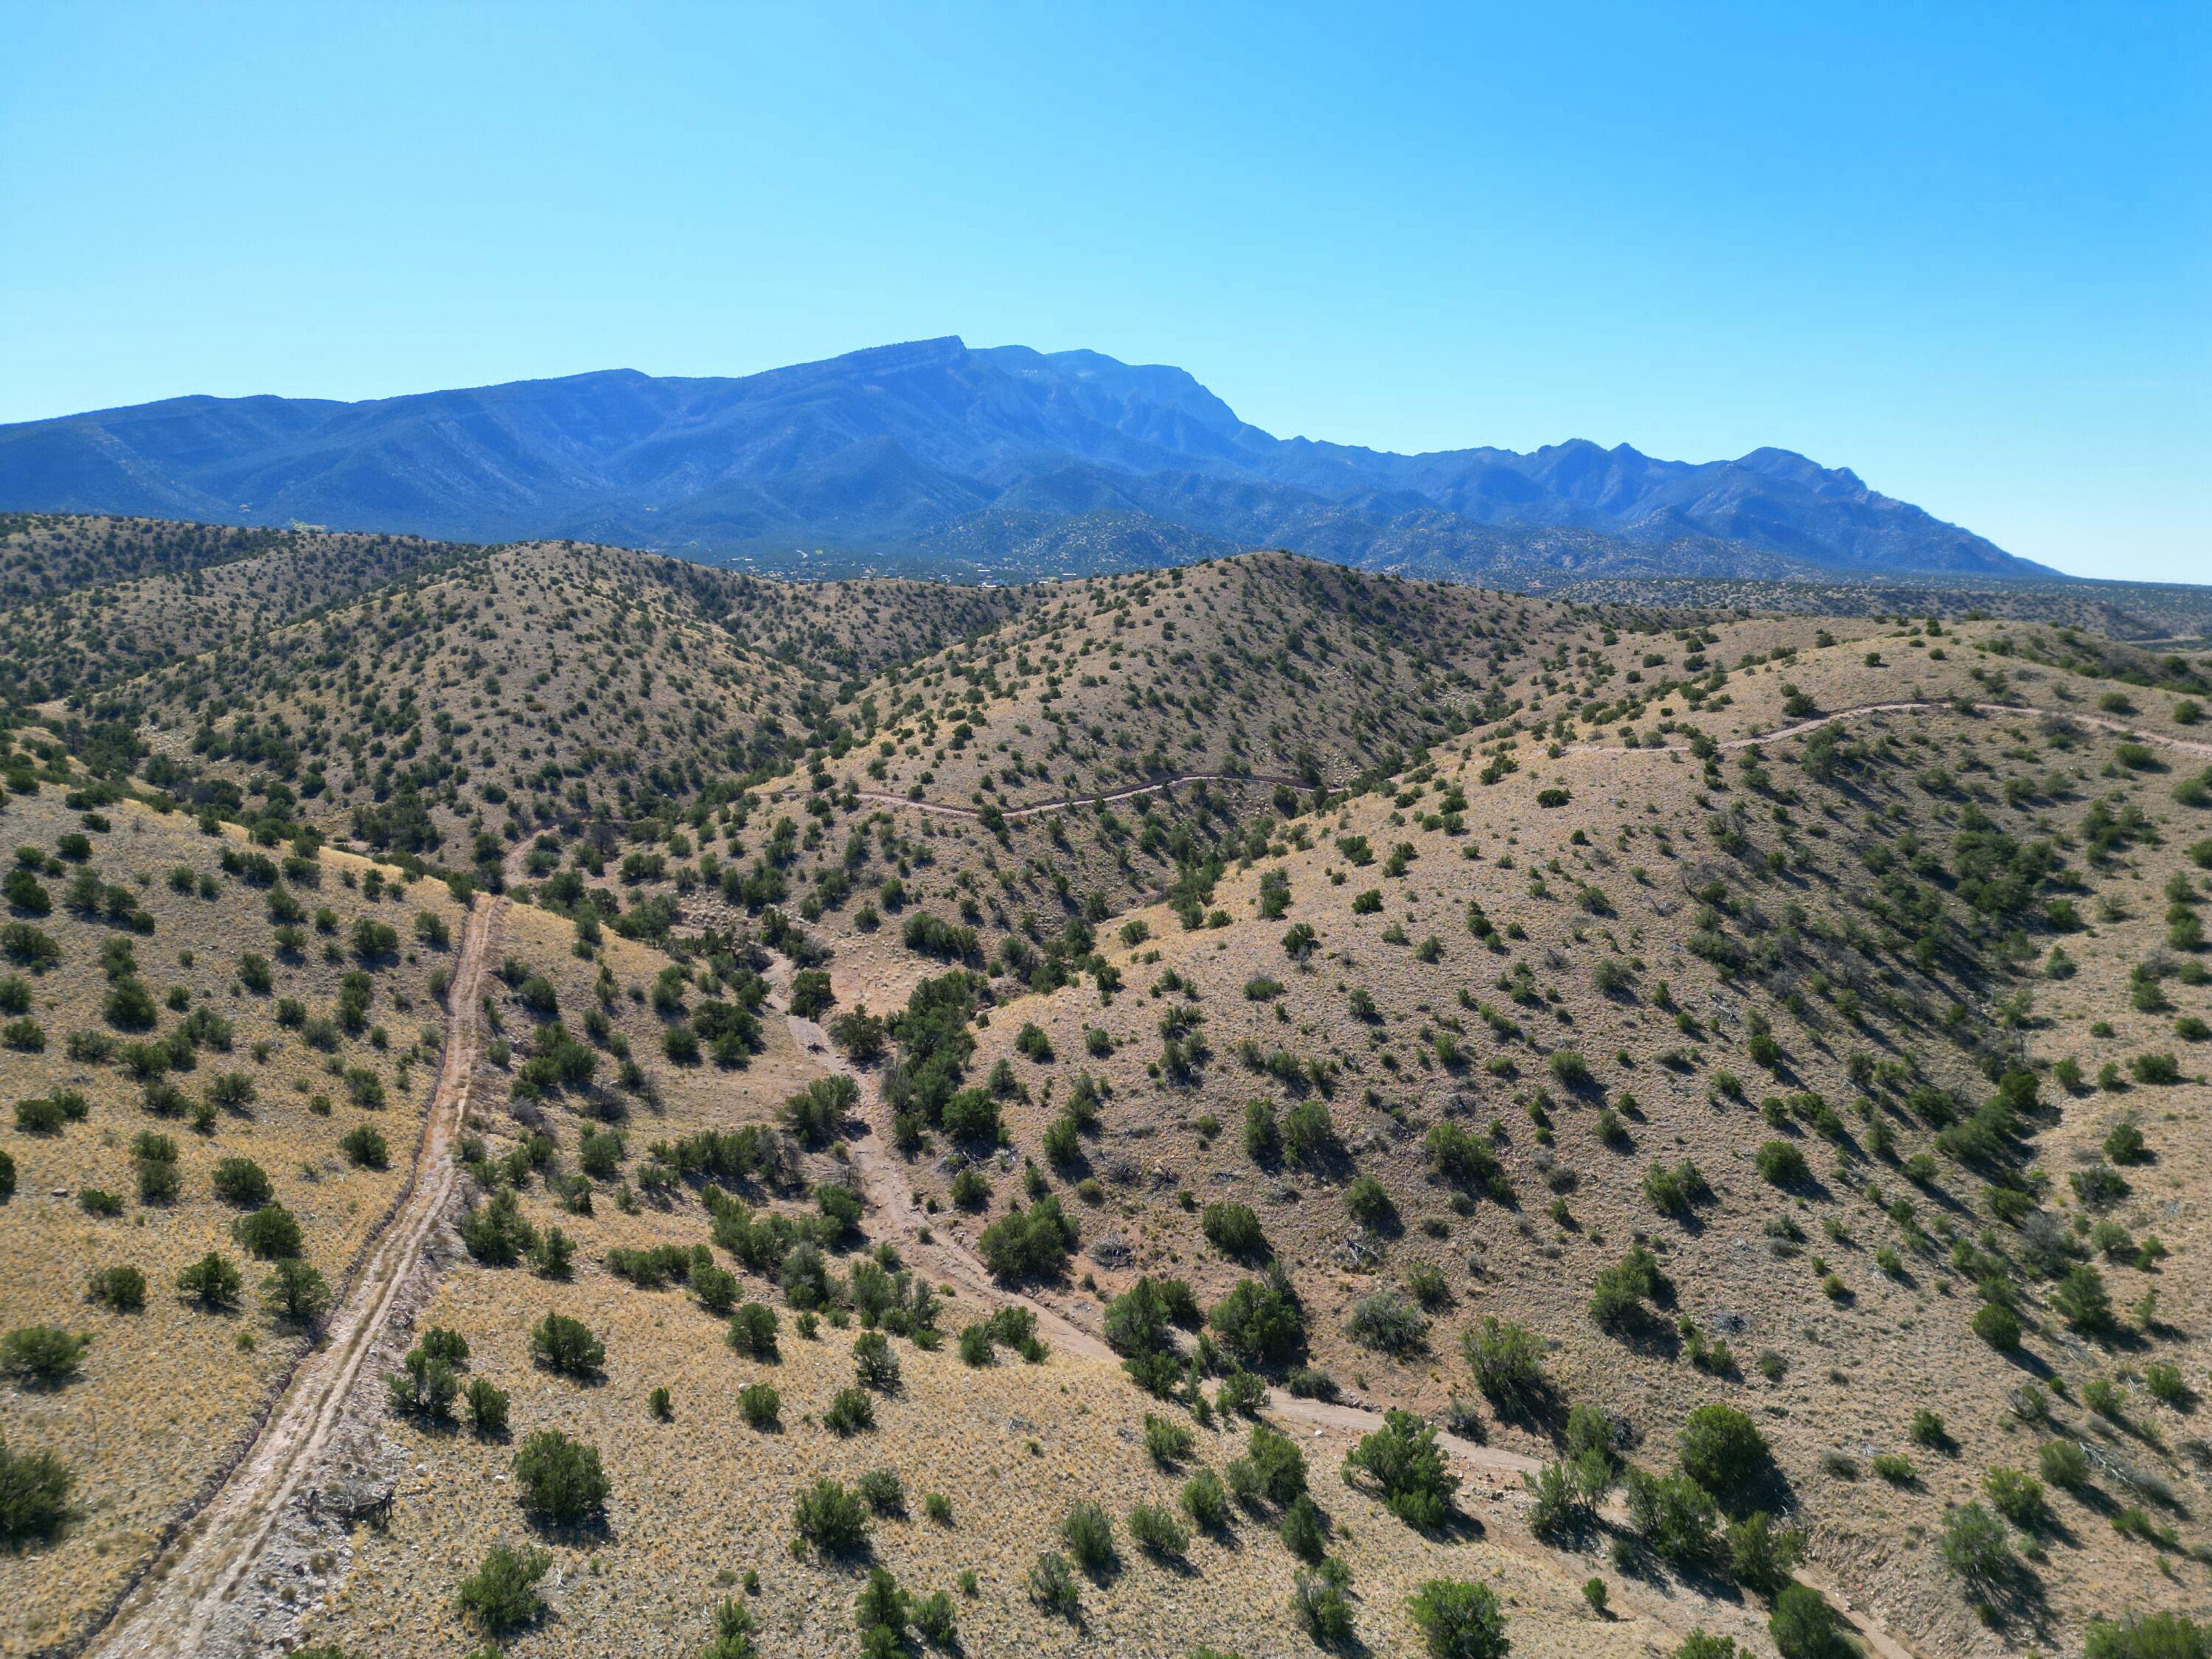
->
1268, 1490, 1321, 1562
233, 1203, 303, 1259
1135, 1412, 1192, 1467
975, 1196, 1077, 1281
512, 1430, 608, 1523
2037, 1438, 2090, 1490
1062, 1500, 1116, 1573
1971, 1300, 2021, 1351
1242, 1097, 1281, 1161
87, 1265, 145, 1312
1, 1326, 91, 1385
456, 1541, 551, 1633
175, 1251, 243, 1309
1463, 1315, 1548, 1415
13, 1097, 63, 1135
1679, 1403, 1769, 1501
1346, 1288, 1428, 1354
1208, 1276, 1304, 1365
209, 1157, 273, 1206
852, 1329, 901, 1392
528, 1311, 605, 1376
855, 1467, 905, 1516
1237, 1419, 1308, 1506
2131, 1051, 2181, 1085
1293, 1557, 1356, 1641
2145, 1362, 2190, 1408
465, 1377, 509, 1437
0, 1433, 74, 1546
1216, 1368, 1267, 1415
1180, 1468, 1230, 1530
1938, 1500, 2018, 1596
1589, 1242, 1667, 1328
1127, 1502, 1189, 1558
1768, 1582, 1845, 1659
727, 1301, 779, 1360
1343, 1173, 1394, 1227
1983, 1466, 2048, 1529
1408, 1577, 1510, 1658
910, 1587, 957, 1646
794, 1477, 870, 1553
2053, 1264, 2115, 1335
1725, 1510, 1805, 1595
1026, 1551, 1079, 1617
1620, 1467, 1713, 1563
387, 1345, 459, 1421
739, 1383, 780, 1428
1203, 1201, 1268, 1259
2083, 1613, 2208, 1659
1281, 1099, 1338, 1169
824, 1386, 875, 1435
339, 1125, 389, 1168
261, 1258, 330, 1324
1343, 1408, 1458, 1528
1756, 1140, 1810, 1186
136, 1155, 181, 1205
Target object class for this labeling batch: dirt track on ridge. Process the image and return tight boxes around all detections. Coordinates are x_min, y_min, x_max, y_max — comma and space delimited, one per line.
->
838, 700, 2212, 827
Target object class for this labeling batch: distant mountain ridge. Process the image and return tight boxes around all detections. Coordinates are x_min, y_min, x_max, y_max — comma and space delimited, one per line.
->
0, 336, 2054, 582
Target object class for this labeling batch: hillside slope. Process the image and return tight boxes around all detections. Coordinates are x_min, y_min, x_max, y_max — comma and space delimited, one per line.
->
3, 518, 2205, 1659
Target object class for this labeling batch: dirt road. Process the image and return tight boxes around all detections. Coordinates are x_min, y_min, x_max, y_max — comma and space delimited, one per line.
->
1579, 697, 2212, 760
846, 770, 1309, 823
836, 699, 2210, 829
769, 968, 1926, 1659
85, 897, 504, 1659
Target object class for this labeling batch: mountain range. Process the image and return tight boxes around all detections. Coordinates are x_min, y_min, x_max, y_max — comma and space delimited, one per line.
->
0, 336, 2055, 583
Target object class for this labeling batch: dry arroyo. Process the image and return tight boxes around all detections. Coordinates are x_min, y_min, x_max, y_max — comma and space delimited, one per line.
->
86, 899, 505, 1659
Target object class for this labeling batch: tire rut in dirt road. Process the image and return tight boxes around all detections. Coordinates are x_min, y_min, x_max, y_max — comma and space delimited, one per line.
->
86, 896, 505, 1659
769, 959, 1931, 1659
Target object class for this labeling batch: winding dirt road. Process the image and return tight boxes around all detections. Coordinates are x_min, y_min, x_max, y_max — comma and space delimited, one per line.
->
1613, 698, 2212, 761
847, 770, 1310, 823
770, 970, 1924, 1659
86, 897, 504, 1659
835, 699, 2212, 827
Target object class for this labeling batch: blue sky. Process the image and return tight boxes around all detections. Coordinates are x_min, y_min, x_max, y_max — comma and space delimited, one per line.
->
3, 1, 2205, 579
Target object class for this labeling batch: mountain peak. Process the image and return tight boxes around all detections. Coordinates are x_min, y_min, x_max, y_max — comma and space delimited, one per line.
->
0, 344, 2053, 581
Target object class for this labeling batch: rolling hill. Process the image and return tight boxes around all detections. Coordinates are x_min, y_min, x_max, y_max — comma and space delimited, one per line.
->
4, 515, 2206, 1659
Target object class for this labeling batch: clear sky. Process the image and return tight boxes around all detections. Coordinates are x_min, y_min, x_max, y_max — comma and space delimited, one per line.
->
3, 1, 2205, 580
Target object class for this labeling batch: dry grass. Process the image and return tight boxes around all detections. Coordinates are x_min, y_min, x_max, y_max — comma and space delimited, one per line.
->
7, 523, 2212, 1658
0, 784, 469, 1656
